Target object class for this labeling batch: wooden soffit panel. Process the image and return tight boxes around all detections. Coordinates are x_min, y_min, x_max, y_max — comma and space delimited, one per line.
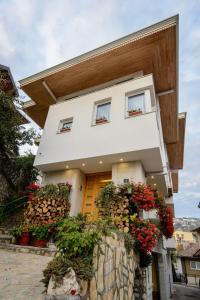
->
171, 172, 178, 193
167, 114, 186, 170
24, 105, 49, 128
20, 16, 178, 135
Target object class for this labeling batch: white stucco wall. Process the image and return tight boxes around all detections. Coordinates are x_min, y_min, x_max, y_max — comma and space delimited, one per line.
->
112, 161, 146, 184
43, 169, 86, 216
34, 75, 164, 173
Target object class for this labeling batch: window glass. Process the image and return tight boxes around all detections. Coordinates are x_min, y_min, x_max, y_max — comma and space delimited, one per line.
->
62, 121, 72, 129
128, 93, 145, 113
191, 261, 196, 269
96, 102, 110, 122
196, 262, 200, 270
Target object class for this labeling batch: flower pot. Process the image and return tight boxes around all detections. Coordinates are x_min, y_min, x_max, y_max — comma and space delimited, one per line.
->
18, 232, 30, 246
96, 119, 108, 124
60, 128, 71, 133
34, 239, 47, 248
128, 111, 142, 117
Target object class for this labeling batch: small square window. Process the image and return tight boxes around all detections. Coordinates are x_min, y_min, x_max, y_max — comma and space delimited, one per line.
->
59, 118, 73, 133
127, 93, 145, 117
95, 101, 111, 125
190, 261, 196, 270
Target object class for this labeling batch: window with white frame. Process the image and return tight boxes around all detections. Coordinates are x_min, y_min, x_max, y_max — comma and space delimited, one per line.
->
94, 100, 111, 124
190, 261, 200, 270
59, 118, 73, 133
126, 93, 145, 117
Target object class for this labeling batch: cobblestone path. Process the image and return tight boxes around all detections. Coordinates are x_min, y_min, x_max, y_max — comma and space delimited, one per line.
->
0, 249, 52, 300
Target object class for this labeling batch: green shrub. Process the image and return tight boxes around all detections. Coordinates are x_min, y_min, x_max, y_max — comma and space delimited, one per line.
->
42, 255, 93, 289
11, 225, 24, 237
31, 225, 49, 240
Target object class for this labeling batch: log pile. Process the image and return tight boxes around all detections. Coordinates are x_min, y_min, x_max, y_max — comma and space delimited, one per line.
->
98, 196, 130, 233
24, 195, 70, 225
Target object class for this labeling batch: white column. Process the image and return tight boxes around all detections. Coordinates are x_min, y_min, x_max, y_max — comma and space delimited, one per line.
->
112, 161, 146, 184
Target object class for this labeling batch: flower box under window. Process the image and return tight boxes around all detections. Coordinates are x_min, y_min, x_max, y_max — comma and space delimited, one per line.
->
95, 117, 108, 124
59, 119, 73, 133
128, 109, 143, 117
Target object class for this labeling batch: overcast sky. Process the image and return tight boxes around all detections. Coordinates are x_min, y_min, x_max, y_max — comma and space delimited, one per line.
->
0, 0, 200, 218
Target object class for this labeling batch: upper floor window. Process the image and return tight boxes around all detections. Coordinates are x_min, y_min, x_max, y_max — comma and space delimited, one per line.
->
94, 100, 111, 125
190, 261, 200, 270
59, 118, 73, 133
127, 93, 145, 117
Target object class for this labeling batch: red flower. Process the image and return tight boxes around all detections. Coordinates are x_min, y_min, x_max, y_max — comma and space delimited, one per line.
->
70, 288, 77, 295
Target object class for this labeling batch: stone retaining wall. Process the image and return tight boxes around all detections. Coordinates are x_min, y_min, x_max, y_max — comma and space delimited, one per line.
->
46, 234, 147, 300
88, 234, 145, 300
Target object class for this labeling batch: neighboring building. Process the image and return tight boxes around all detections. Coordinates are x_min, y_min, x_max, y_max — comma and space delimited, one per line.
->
19, 16, 186, 300
177, 244, 200, 286
192, 227, 200, 247
174, 230, 197, 251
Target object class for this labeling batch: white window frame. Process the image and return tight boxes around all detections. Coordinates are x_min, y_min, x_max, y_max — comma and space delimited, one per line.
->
125, 89, 152, 118
92, 98, 111, 126
58, 117, 73, 133
190, 261, 200, 270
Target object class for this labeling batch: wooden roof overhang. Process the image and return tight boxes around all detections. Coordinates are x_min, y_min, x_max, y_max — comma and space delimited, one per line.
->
20, 15, 179, 142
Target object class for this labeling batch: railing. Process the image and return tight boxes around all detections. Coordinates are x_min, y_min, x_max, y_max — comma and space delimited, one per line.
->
0, 196, 28, 223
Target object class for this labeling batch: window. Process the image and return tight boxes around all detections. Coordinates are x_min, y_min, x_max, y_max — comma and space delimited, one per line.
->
95, 101, 111, 125
190, 261, 200, 270
127, 93, 145, 117
59, 118, 73, 133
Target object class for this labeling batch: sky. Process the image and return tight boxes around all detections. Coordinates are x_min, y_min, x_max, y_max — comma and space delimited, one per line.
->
0, 0, 200, 218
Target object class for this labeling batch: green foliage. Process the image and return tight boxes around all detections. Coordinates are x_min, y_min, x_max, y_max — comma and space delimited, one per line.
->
11, 225, 24, 237
42, 255, 93, 288
37, 183, 71, 201
31, 225, 49, 240
96, 182, 120, 215
55, 216, 102, 258
139, 252, 152, 268
0, 91, 36, 156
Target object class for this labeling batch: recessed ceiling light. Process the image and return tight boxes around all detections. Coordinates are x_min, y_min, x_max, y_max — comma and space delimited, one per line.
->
82, 163, 86, 167
66, 165, 69, 169
151, 176, 155, 179
99, 160, 103, 164
120, 158, 124, 162
154, 183, 157, 186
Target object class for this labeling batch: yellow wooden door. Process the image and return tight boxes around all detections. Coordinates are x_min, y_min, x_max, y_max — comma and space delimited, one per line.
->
82, 173, 111, 220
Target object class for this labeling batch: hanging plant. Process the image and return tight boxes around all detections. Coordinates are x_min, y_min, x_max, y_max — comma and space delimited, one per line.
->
158, 206, 174, 238
130, 217, 160, 254
131, 184, 155, 211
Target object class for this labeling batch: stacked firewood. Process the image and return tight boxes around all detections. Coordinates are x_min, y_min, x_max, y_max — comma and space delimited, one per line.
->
24, 195, 70, 225
98, 196, 130, 233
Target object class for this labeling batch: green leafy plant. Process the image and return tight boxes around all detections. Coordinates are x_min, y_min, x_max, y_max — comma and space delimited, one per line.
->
55, 216, 102, 258
31, 225, 49, 240
11, 225, 24, 238
42, 255, 93, 289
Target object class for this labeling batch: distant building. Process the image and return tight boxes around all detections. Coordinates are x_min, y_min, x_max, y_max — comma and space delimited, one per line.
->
174, 230, 197, 250
177, 244, 200, 286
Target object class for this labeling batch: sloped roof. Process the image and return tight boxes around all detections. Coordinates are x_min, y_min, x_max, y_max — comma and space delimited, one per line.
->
178, 243, 200, 258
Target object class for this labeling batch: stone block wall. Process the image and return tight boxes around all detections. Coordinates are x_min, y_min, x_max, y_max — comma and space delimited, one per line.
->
88, 234, 146, 300
46, 234, 147, 300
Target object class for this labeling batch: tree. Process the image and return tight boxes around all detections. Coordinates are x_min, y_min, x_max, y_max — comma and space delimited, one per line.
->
0, 88, 39, 202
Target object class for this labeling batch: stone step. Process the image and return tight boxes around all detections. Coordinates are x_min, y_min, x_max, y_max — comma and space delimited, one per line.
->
0, 233, 13, 244
0, 227, 11, 235
0, 243, 57, 257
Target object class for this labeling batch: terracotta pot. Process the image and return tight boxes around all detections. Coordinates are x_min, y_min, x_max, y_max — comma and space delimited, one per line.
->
34, 239, 47, 248
60, 128, 71, 132
96, 119, 108, 124
18, 232, 30, 246
128, 111, 142, 116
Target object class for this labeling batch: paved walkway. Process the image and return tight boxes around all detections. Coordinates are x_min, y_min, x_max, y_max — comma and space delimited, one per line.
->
173, 283, 200, 300
0, 249, 52, 300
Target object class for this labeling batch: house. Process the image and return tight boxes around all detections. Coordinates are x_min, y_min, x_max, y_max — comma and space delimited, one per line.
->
174, 230, 197, 251
19, 15, 186, 300
177, 244, 200, 286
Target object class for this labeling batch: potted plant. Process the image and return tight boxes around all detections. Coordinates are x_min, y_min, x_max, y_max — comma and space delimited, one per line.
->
32, 225, 49, 248
60, 126, 71, 133
96, 116, 108, 124
11, 224, 30, 246
128, 108, 142, 117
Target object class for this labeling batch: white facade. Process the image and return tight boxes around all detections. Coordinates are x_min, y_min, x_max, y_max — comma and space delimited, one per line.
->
36, 73, 174, 300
